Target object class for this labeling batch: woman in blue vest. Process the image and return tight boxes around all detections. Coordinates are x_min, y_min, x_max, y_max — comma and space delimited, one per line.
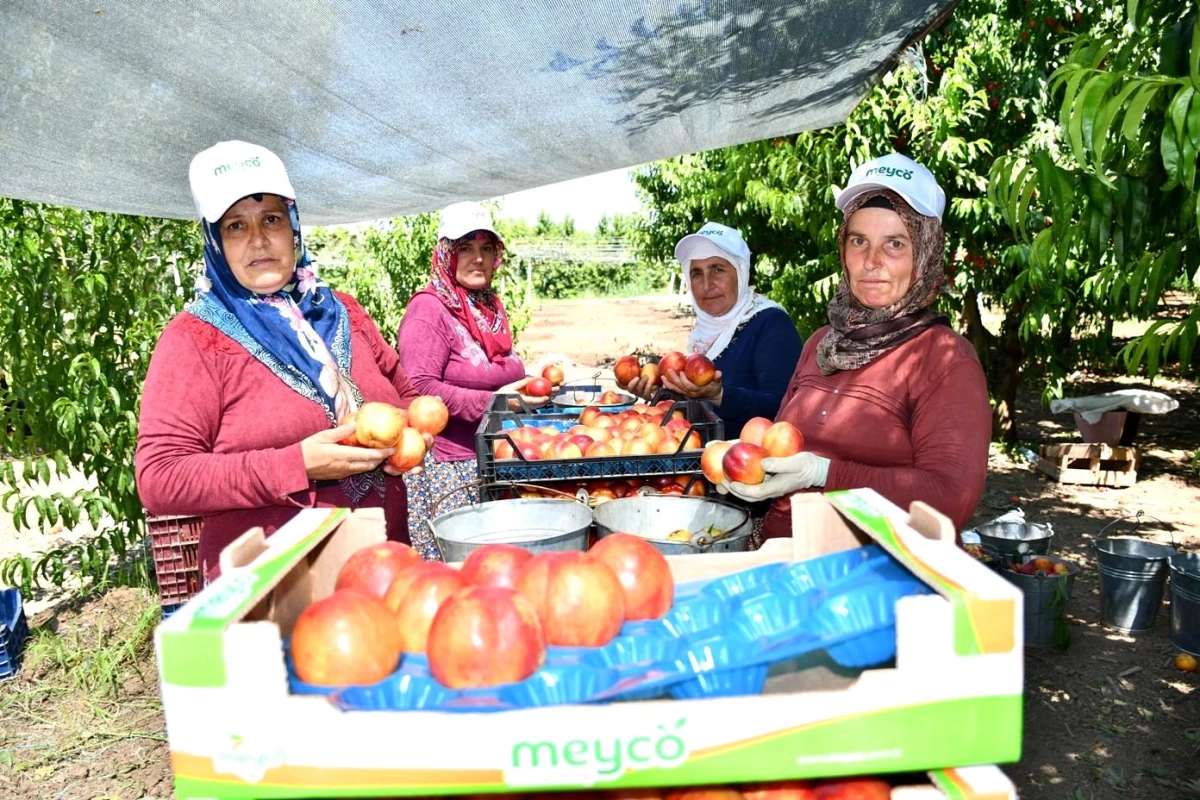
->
620, 222, 803, 436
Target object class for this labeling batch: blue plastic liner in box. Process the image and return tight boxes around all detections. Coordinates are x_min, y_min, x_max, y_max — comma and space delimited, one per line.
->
799, 577, 933, 669
1, 588, 29, 681
288, 544, 932, 711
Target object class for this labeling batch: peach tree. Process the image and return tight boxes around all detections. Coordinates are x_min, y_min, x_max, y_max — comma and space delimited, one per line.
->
989, 0, 1199, 379
0, 200, 200, 592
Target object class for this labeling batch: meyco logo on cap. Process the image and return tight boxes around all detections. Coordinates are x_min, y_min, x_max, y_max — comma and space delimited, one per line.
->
212, 156, 263, 177
863, 166, 914, 181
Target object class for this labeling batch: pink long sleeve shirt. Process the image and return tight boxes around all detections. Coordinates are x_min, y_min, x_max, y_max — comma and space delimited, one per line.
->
397, 293, 526, 462
135, 292, 419, 580
763, 324, 991, 536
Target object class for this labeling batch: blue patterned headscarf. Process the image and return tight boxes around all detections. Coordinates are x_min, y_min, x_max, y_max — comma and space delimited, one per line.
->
185, 195, 361, 423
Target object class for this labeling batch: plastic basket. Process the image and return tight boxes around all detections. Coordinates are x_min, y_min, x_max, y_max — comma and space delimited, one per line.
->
475, 398, 723, 486
148, 513, 204, 608
1, 587, 29, 680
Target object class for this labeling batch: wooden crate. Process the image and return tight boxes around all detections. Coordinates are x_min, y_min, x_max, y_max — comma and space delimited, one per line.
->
1037, 443, 1139, 487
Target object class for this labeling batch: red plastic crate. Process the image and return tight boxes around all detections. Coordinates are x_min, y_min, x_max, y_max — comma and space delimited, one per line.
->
148, 514, 203, 608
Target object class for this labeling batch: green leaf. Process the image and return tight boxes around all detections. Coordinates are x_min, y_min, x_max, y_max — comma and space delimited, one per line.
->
1191, 17, 1200, 90
1071, 74, 1119, 167
1162, 124, 1183, 188
1031, 228, 1055, 270
1121, 85, 1159, 143
1169, 85, 1195, 148
1095, 79, 1143, 172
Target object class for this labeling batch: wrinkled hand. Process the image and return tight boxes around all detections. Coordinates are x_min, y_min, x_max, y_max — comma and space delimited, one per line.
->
661, 368, 724, 404
620, 375, 658, 402
717, 452, 831, 501
496, 378, 550, 412
302, 423, 394, 481
382, 432, 435, 477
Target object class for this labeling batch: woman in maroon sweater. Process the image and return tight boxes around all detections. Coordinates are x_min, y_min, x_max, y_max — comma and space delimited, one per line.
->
397, 202, 545, 559
720, 153, 991, 534
136, 140, 424, 582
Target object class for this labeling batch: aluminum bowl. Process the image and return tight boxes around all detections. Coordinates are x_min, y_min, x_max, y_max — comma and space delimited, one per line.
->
430, 498, 592, 562
975, 521, 1054, 561
591, 494, 751, 555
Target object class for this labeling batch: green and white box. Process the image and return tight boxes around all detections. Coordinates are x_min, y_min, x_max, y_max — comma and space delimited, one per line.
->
155, 489, 1023, 799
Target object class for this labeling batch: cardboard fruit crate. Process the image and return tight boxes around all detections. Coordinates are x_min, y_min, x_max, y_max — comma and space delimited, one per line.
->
148, 513, 204, 610
154, 489, 1022, 799
475, 397, 723, 485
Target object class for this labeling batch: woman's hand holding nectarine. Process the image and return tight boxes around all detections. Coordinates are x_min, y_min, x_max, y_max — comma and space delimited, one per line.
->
661, 368, 724, 405
301, 423, 395, 481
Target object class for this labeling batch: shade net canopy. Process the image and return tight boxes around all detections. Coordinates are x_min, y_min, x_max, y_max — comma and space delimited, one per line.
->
1, 0, 953, 226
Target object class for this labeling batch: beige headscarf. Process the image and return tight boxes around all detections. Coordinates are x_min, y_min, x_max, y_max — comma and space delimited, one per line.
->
815, 189, 948, 375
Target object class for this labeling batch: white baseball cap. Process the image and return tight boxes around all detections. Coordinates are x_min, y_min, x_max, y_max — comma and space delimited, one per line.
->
834, 152, 946, 221
438, 201, 499, 241
673, 221, 751, 267
188, 140, 296, 224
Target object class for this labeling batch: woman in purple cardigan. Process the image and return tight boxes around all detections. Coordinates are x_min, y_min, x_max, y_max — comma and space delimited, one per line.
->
397, 202, 546, 559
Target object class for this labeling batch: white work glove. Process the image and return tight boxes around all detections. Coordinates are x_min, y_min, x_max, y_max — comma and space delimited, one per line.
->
718, 452, 831, 502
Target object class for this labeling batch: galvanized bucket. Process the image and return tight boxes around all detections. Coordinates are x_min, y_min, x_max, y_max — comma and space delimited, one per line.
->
975, 520, 1054, 563
1000, 558, 1080, 647
1169, 552, 1200, 656
1092, 512, 1177, 633
590, 494, 751, 555
427, 481, 593, 562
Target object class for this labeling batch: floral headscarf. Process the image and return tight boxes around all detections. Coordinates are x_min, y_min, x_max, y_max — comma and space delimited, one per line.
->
419, 230, 513, 363
185, 195, 378, 502
815, 189, 949, 375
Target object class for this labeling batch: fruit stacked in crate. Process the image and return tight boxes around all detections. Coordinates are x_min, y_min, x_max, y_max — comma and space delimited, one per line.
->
475, 396, 722, 501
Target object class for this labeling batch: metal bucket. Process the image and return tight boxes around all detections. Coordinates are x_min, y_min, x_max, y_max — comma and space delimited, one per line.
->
428, 481, 593, 562
590, 494, 751, 555
1169, 552, 1200, 656
975, 520, 1054, 562
1092, 512, 1177, 633
1001, 558, 1080, 647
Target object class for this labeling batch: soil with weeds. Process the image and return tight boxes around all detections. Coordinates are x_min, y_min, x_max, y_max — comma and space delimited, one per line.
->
0, 587, 171, 799
0, 296, 1197, 800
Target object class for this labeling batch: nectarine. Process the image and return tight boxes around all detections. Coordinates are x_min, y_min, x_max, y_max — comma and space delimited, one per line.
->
613, 355, 641, 386
589, 533, 675, 620
290, 590, 400, 686
515, 552, 626, 646
701, 440, 734, 484
387, 426, 427, 472
683, 353, 716, 387
426, 586, 546, 689
722, 442, 769, 485
739, 416, 774, 447
658, 351, 687, 377
406, 395, 450, 437
356, 402, 407, 449
762, 420, 804, 458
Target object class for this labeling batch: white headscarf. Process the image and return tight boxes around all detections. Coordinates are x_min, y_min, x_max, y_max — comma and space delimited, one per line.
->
681, 239, 784, 360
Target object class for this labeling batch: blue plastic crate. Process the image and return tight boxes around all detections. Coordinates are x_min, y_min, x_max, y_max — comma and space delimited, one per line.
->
1, 587, 29, 681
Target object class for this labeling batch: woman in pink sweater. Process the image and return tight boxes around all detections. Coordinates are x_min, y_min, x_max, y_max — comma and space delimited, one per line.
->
720, 153, 991, 534
136, 141, 425, 582
397, 202, 545, 559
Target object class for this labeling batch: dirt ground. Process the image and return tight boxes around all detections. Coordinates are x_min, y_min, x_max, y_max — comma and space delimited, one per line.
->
1, 295, 1198, 800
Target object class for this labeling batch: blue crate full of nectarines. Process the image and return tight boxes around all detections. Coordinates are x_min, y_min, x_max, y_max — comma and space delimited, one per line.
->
474, 397, 723, 485
281, 543, 930, 711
